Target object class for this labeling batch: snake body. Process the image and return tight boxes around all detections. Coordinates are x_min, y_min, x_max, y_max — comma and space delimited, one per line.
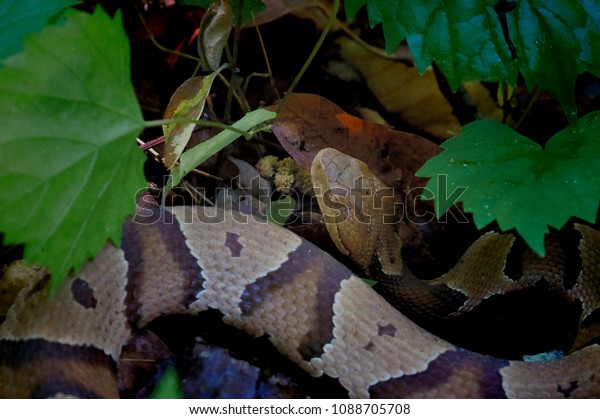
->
1, 149, 600, 398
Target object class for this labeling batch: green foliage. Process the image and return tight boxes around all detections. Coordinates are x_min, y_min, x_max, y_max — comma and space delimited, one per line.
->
346, 0, 600, 255
166, 108, 276, 194
0, 3, 274, 291
362, 277, 377, 288
178, 0, 266, 25
345, 0, 600, 122
1, 0, 597, 288
266, 196, 296, 225
162, 68, 225, 168
0, 7, 146, 289
416, 113, 600, 256
151, 366, 183, 399
0, 0, 79, 61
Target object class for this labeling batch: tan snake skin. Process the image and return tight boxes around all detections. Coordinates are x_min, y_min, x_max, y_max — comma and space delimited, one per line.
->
1, 150, 599, 398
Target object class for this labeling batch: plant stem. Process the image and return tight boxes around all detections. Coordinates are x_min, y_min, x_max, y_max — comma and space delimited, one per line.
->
315, 1, 412, 62
277, 0, 340, 112
512, 86, 541, 131
144, 118, 250, 138
224, 0, 244, 123
251, 12, 280, 99
138, 13, 201, 64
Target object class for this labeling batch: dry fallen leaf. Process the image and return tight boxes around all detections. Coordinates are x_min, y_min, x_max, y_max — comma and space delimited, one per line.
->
269, 93, 441, 194
270, 94, 468, 276
338, 37, 502, 139
463, 82, 504, 122
198, 0, 233, 71
338, 37, 458, 138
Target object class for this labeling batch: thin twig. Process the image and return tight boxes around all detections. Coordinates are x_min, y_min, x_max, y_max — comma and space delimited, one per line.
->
314, 1, 413, 62
277, 0, 340, 112
251, 12, 280, 99
217, 72, 248, 112
143, 118, 250, 138
512, 86, 541, 131
223, 0, 244, 122
138, 13, 201, 63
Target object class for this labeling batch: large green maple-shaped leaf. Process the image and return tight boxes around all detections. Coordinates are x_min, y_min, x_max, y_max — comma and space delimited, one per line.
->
345, 0, 600, 122
510, 1, 595, 122
0, 7, 146, 288
416, 112, 600, 256
0, 0, 79, 61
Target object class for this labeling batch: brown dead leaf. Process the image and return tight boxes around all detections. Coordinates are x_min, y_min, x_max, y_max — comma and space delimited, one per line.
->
198, 0, 233, 71
271, 94, 463, 273
249, 0, 315, 26
119, 330, 172, 397
269, 93, 441, 193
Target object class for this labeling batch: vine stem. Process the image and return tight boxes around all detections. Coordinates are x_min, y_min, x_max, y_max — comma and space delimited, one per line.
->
144, 118, 250, 138
251, 12, 280, 99
223, 0, 244, 123
138, 12, 201, 64
314, 1, 412, 62
511, 86, 541, 131
277, 0, 340, 112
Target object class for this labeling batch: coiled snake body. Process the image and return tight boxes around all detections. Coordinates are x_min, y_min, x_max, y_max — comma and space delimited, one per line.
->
1, 149, 599, 398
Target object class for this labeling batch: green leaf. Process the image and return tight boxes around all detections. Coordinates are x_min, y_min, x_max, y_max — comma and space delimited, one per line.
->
511, 0, 595, 122
347, 0, 520, 83
0, 7, 146, 289
166, 108, 276, 191
345, 1, 411, 55
406, 1, 518, 87
348, 0, 599, 122
364, 2, 410, 52
266, 196, 296, 225
151, 366, 182, 399
362, 277, 378, 288
416, 113, 600, 256
344, 0, 364, 20
0, 0, 79, 60
163, 66, 225, 168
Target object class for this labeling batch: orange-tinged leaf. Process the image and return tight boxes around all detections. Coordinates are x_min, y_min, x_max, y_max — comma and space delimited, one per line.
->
270, 93, 440, 194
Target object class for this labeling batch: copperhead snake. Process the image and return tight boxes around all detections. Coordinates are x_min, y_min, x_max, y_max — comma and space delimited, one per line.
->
1, 148, 600, 398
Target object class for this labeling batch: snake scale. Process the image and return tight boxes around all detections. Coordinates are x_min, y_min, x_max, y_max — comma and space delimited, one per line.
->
1, 148, 599, 398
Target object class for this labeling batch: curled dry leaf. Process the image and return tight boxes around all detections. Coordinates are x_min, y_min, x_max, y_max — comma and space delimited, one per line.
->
269, 93, 440, 194
198, 0, 233, 71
